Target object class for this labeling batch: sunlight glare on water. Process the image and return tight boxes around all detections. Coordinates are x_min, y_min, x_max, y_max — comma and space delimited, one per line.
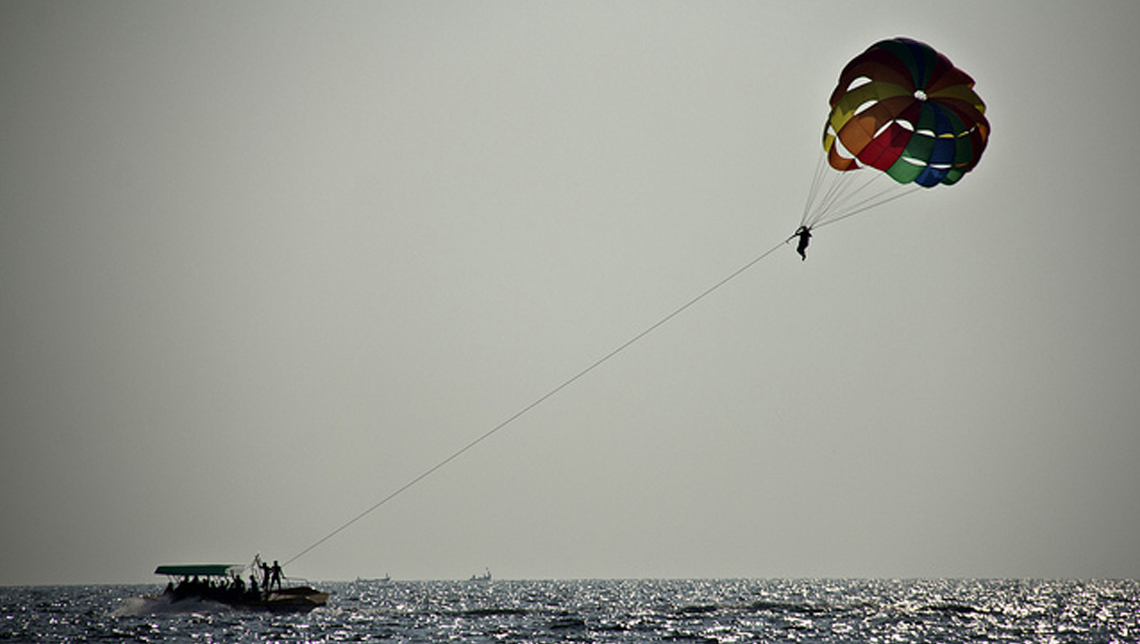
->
2, 579, 1137, 643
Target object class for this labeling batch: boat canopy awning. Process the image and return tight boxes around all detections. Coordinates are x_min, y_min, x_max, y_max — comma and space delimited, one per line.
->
154, 564, 244, 577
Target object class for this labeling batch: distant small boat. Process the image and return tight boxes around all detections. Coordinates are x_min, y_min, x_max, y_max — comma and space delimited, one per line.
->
355, 574, 391, 583
470, 568, 492, 582
146, 560, 328, 613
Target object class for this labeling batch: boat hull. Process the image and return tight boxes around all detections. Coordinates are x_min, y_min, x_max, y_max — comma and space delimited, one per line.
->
145, 586, 329, 613
252, 586, 330, 612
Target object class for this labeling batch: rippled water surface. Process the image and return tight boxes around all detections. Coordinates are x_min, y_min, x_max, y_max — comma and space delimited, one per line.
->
3, 579, 1137, 642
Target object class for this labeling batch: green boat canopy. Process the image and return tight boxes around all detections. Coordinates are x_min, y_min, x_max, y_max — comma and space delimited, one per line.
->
154, 564, 244, 577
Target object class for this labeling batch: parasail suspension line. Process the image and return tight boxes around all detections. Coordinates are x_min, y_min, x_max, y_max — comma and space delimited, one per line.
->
284, 238, 788, 567
811, 184, 921, 230
801, 149, 922, 231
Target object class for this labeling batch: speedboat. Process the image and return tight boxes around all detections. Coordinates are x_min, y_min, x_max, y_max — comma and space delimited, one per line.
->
147, 561, 328, 613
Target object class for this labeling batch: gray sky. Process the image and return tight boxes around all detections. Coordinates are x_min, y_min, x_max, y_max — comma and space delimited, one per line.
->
3, 1, 1139, 586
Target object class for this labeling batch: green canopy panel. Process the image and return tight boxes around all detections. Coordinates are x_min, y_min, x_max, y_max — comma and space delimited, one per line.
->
154, 564, 244, 577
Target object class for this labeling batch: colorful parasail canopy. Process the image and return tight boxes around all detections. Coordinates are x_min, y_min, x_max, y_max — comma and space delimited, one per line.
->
823, 37, 989, 188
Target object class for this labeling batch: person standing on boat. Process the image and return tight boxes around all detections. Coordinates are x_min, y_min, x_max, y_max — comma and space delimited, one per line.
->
270, 560, 283, 590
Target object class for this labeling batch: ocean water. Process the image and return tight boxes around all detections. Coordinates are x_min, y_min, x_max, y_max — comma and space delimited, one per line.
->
2, 578, 1138, 643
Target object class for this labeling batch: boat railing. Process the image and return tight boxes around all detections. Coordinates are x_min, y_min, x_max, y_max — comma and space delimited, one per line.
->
277, 576, 315, 589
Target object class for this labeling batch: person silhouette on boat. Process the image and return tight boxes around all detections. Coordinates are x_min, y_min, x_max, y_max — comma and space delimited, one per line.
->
793, 226, 812, 260
270, 560, 283, 590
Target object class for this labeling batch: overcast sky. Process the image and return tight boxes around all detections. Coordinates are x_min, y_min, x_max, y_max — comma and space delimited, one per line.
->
3, 1, 1139, 586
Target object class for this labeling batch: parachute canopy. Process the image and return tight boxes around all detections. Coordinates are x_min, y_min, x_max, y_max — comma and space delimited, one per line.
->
823, 37, 989, 188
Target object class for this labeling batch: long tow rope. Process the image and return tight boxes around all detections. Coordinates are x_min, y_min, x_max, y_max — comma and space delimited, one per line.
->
284, 237, 789, 567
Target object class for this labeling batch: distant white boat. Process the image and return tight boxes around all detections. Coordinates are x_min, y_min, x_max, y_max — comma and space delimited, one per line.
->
470, 568, 492, 582
355, 574, 391, 583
